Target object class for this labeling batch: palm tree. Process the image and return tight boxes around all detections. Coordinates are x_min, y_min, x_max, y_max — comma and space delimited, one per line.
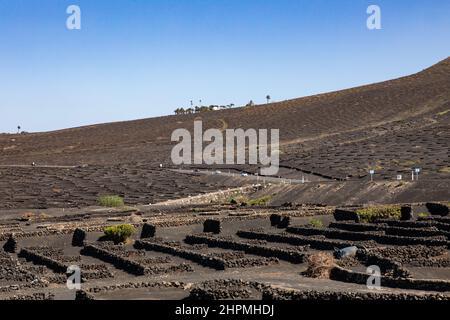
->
266, 95, 271, 104
174, 108, 186, 115
246, 100, 255, 107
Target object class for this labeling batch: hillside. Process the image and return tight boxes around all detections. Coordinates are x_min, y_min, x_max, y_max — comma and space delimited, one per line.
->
0, 57, 449, 208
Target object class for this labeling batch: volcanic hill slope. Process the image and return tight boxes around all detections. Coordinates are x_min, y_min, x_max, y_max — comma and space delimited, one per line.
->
0, 57, 449, 209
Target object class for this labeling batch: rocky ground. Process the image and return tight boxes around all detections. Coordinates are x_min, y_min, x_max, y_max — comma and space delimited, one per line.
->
1, 201, 450, 300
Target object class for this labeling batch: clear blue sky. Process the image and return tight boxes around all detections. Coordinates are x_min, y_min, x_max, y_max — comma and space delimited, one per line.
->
0, 0, 449, 133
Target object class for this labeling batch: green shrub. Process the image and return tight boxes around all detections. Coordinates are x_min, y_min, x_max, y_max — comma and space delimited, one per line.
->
418, 212, 430, 218
356, 206, 401, 223
248, 196, 272, 206
308, 218, 324, 228
104, 224, 135, 243
98, 195, 124, 207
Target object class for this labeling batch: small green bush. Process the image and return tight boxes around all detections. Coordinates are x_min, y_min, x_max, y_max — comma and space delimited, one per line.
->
248, 196, 272, 206
104, 224, 135, 243
309, 218, 324, 228
418, 212, 430, 218
356, 206, 401, 223
98, 195, 124, 208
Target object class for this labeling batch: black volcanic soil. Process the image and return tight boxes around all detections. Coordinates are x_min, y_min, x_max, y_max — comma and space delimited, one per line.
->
0, 58, 449, 209
0, 165, 249, 209
1, 55, 449, 301
1, 58, 449, 174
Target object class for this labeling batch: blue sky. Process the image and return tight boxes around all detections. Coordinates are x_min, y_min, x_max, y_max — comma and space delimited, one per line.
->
0, 0, 449, 133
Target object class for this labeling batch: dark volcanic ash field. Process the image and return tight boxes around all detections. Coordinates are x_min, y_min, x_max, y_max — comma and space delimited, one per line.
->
0, 58, 449, 300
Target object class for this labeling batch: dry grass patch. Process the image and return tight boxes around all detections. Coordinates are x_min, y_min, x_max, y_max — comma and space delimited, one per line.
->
437, 109, 450, 116
303, 252, 335, 279
438, 167, 450, 174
